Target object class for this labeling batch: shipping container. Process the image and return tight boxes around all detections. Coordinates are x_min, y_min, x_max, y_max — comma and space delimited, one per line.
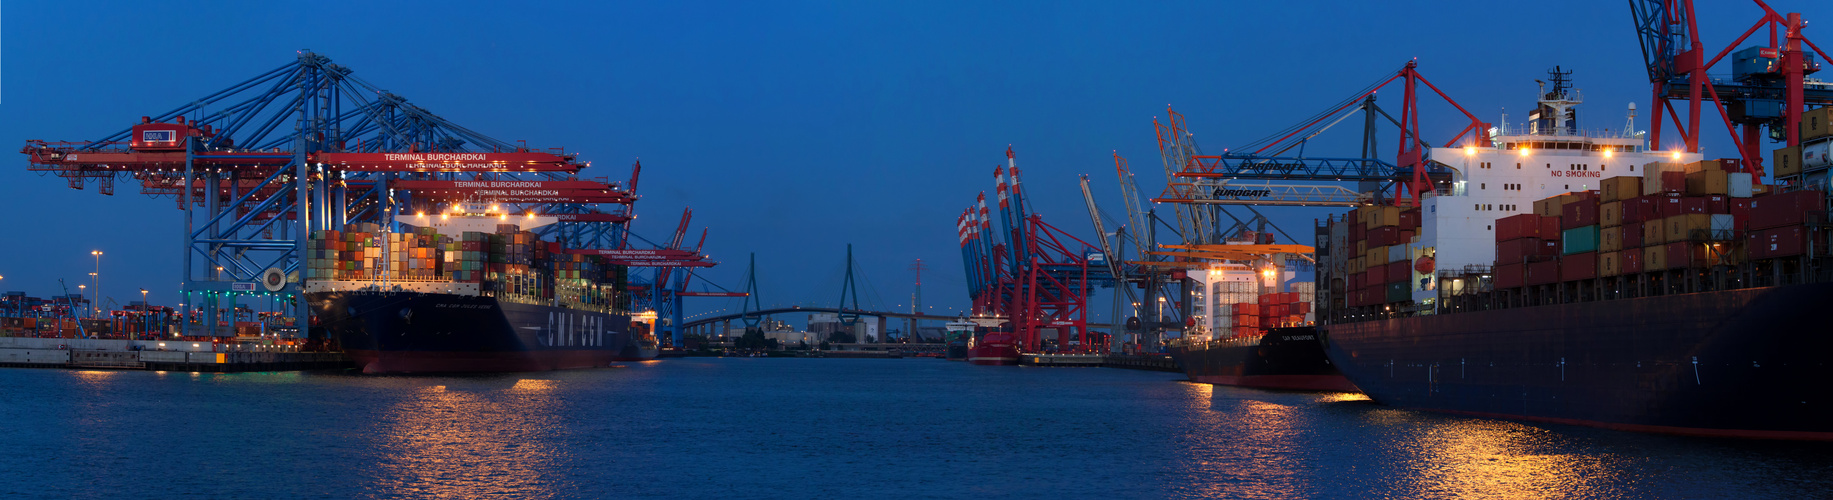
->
1540, 216, 1562, 241
1664, 214, 1711, 243
1386, 282, 1409, 303
1601, 201, 1623, 227
1364, 206, 1402, 229
1562, 252, 1598, 281
1709, 214, 1736, 240
1562, 226, 1599, 255
1367, 245, 1388, 266
1802, 106, 1832, 141
1495, 263, 1524, 288
1526, 259, 1560, 285
1775, 146, 1803, 177
1600, 251, 1622, 276
1601, 176, 1641, 202
1562, 199, 1600, 229
1644, 245, 1668, 271
1749, 225, 1810, 259
1620, 220, 1649, 245
1368, 226, 1400, 246
1728, 172, 1754, 198
1600, 226, 1623, 252
1622, 248, 1644, 274
1496, 213, 1542, 241
1642, 216, 1667, 244
1749, 189, 1824, 230
1666, 241, 1707, 269
1387, 260, 1409, 284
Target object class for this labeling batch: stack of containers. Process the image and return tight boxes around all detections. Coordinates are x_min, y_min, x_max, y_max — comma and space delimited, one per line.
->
1747, 189, 1825, 260
1210, 279, 1257, 337
1560, 192, 1601, 281
306, 229, 344, 280
447, 231, 489, 283
1773, 107, 1832, 179
1362, 205, 1403, 305
1345, 208, 1367, 307
1597, 176, 1640, 276
1493, 213, 1557, 288
1257, 292, 1310, 327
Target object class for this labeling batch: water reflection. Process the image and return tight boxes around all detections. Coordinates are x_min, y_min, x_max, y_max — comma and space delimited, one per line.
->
1171, 384, 1313, 499
1389, 417, 1628, 499
369, 378, 575, 498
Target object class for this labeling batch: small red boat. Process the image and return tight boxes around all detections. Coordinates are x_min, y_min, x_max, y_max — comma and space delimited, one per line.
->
967, 332, 1020, 366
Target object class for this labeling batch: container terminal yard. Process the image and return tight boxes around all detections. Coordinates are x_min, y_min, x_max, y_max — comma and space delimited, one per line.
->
4, 0, 1833, 439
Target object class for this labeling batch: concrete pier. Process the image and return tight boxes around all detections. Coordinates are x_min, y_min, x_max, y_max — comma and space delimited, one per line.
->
0, 337, 350, 372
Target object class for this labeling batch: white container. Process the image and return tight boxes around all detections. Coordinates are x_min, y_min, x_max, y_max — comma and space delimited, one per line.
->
1805, 140, 1833, 170
1728, 171, 1754, 198
1710, 214, 1736, 240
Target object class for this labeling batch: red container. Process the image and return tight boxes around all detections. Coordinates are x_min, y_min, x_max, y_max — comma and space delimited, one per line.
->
1495, 263, 1525, 289
1749, 225, 1809, 259
1540, 216, 1562, 241
1680, 197, 1708, 214
1661, 171, 1686, 193
1497, 214, 1539, 241
1621, 249, 1644, 274
1655, 196, 1683, 218
1348, 272, 1362, 290
1623, 222, 1644, 248
1399, 229, 1415, 244
1526, 259, 1560, 285
1400, 209, 1421, 230
1387, 260, 1409, 283
1350, 223, 1366, 242
1292, 302, 1312, 314
1731, 198, 1751, 231
1496, 238, 1541, 264
1750, 189, 1824, 230
1621, 196, 1648, 223
1562, 200, 1600, 229
1561, 252, 1598, 281
461, 241, 482, 251
1368, 226, 1397, 246
1704, 195, 1730, 214
1665, 241, 1704, 269
1234, 302, 1259, 316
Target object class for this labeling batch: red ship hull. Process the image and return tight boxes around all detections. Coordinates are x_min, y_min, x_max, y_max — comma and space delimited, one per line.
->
967, 345, 1020, 366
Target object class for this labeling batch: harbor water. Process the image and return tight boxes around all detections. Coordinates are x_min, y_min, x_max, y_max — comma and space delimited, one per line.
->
2, 359, 1829, 499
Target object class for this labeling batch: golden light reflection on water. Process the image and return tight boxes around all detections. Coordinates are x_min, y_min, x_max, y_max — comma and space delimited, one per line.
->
1173, 383, 1310, 499
1397, 418, 1616, 500
372, 378, 572, 498
1313, 392, 1370, 403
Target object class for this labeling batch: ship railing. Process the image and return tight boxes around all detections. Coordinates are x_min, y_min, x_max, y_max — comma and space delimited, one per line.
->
1491, 124, 1642, 141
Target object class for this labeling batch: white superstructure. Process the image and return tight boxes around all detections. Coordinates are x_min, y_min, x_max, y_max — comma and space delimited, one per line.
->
1408, 72, 1702, 303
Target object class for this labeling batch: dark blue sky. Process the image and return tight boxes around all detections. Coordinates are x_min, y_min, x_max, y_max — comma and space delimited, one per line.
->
0, 1, 1820, 321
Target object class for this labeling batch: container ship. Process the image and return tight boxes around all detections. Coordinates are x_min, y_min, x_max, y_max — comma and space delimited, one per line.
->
1166, 243, 1358, 392
1315, 71, 1833, 439
306, 208, 655, 373
943, 320, 974, 361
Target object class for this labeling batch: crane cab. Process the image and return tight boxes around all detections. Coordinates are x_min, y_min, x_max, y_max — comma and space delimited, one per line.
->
130, 116, 192, 151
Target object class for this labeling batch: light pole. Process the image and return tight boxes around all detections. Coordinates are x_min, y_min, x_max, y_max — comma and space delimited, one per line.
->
91, 251, 103, 317
141, 289, 149, 339
78, 284, 87, 319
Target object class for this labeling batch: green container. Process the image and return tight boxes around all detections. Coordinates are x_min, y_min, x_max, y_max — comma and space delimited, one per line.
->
1386, 281, 1409, 303
1562, 225, 1599, 255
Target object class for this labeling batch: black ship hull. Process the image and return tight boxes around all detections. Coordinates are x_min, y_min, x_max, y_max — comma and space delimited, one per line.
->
1170, 327, 1359, 392
310, 291, 645, 373
1323, 283, 1833, 439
